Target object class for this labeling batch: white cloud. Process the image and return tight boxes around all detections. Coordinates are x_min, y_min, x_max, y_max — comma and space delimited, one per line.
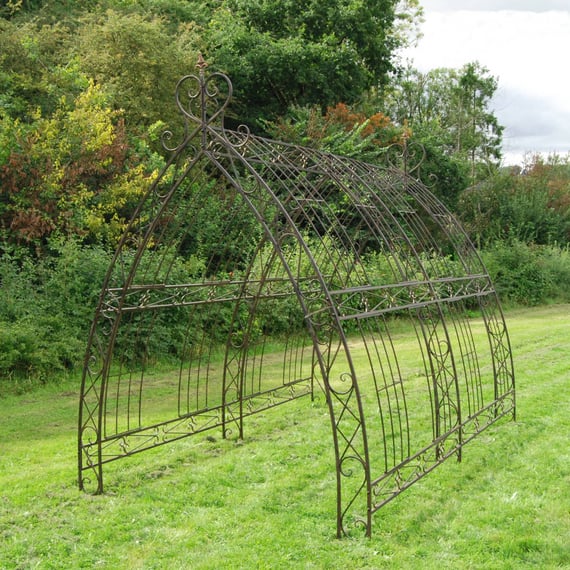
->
495, 88, 570, 163
402, 5, 570, 164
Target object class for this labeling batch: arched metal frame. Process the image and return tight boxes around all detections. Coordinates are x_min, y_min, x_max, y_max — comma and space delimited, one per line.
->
78, 59, 515, 537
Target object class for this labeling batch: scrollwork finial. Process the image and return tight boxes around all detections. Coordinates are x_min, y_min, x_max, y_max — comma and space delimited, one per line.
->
196, 53, 208, 72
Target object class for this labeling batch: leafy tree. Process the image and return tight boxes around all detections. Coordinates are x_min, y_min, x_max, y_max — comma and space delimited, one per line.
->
382, 62, 503, 185
203, 0, 412, 127
75, 9, 200, 134
392, 0, 425, 49
451, 63, 503, 176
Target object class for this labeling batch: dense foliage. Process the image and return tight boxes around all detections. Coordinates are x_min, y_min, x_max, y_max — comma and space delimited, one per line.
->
1, 0, 569, 387
206, 0, 400, 125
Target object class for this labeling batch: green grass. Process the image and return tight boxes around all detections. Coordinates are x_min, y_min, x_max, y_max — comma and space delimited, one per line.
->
1, 305, 569, 569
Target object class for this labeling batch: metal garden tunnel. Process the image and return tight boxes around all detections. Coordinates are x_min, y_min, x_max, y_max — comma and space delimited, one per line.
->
78, 58, 515, 537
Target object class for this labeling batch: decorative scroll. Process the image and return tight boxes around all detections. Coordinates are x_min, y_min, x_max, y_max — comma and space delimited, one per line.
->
78, 58, 515, 538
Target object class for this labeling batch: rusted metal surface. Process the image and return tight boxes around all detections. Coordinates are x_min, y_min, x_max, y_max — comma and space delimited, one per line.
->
78, 60, 515, 537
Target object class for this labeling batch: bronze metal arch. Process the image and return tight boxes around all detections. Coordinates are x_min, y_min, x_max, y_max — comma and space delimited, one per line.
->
78, 60, 515, 537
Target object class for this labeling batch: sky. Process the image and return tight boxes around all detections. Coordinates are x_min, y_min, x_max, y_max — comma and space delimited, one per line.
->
401, 0, 570, 165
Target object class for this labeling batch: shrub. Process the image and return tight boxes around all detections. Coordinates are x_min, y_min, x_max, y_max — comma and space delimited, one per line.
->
0, 315, 83, 391
0, 240, 111, 386
0, 321, 41, 379
540, 244, 570, 302
480, 240, 570, 306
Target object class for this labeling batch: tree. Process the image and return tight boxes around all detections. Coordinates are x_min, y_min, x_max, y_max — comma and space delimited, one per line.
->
393, 0, 425, 49
204, 0, 414, 127
382, 62, 504, 185
75, 10, 200, 134
452, 63, 503, 177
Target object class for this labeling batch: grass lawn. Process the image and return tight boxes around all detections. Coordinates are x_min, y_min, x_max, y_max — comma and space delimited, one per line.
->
1, 305, 569, 569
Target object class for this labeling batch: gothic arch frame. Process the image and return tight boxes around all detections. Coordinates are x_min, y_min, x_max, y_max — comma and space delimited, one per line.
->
78, 59, 515, 537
